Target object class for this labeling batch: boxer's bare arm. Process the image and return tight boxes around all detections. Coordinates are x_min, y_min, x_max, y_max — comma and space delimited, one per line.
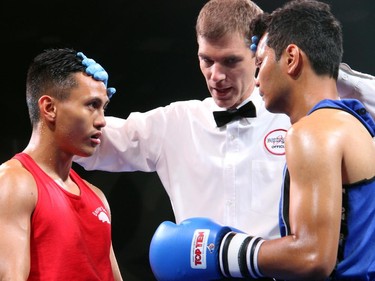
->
0, 159, 37, 280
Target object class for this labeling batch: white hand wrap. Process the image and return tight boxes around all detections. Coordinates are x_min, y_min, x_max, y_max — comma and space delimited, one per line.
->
219, 232, 265, 279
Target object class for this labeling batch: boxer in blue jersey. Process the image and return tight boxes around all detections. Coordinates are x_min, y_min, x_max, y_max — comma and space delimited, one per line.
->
279, 99, 375, 280
147, 1, 375, 280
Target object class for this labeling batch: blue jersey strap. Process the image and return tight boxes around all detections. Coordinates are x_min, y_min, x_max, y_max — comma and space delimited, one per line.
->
308, 99, 375, 137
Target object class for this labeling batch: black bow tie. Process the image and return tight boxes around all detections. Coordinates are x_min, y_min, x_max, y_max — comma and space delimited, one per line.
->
213, 101, 257, 127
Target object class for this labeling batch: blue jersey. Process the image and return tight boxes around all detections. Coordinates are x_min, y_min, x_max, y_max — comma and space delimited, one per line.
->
279, 99, 375, 280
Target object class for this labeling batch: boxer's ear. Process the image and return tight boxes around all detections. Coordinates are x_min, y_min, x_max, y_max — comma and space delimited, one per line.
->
39, 95, 56, 122
285, 44, 303, 78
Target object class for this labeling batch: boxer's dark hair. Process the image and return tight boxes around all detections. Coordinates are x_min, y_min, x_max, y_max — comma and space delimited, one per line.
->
26, 48, 85, 125
250, 0, 343, 79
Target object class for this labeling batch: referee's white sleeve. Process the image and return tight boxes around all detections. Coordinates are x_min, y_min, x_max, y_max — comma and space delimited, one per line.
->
338, 63, 375, 119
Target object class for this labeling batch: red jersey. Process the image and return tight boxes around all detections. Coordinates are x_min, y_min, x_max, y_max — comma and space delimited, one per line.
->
13, 153, 114, 281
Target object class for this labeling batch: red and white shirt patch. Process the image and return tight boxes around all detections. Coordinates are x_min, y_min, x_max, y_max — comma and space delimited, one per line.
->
264, 129, 287, 155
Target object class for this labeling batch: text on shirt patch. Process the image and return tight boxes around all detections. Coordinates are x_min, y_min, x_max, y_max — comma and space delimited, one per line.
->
264, 129, 287, 155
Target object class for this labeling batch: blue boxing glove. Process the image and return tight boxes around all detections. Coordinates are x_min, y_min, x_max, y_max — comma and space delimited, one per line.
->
76, 52, 116, 99
149, 217, 266, 280
149, 217, 230, 281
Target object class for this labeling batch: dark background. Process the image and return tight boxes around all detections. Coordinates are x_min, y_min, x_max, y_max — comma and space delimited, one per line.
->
1, 0, 374, 280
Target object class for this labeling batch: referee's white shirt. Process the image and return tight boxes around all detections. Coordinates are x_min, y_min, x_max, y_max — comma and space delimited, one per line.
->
77, 88, 290, 239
